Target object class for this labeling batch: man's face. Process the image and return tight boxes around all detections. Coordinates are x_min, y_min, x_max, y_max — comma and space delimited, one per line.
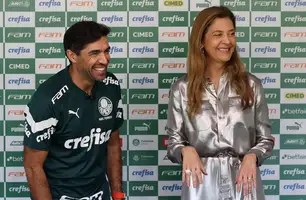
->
74, 36, 110, 81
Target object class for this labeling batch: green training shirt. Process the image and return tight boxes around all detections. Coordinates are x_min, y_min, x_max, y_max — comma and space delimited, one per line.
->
23, 66, 124, 200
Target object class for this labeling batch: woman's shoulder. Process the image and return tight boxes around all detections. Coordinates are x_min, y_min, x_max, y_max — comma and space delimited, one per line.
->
245, 72, 263, 88
171, 74, 188, 91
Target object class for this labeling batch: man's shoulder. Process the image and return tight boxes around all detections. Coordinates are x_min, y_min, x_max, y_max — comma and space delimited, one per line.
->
31, 69, 69, 104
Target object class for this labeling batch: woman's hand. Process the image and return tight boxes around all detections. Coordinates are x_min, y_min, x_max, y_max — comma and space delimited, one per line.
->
181, 146, 208, 188
236, 153, 257, 197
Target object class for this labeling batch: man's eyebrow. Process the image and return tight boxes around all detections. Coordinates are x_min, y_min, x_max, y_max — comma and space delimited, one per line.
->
88, 46, 111, 55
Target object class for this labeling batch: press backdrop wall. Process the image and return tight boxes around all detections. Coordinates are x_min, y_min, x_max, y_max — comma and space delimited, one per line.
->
0, 0, 306, 199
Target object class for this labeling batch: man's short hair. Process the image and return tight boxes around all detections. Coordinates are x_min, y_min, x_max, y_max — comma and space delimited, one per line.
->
63, 21, 111, 56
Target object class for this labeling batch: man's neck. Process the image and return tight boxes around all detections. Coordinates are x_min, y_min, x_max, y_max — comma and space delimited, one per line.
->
69, 65, 95, 95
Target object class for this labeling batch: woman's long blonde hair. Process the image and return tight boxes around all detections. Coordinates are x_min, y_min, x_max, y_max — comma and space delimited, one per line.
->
187, 6, 254, 119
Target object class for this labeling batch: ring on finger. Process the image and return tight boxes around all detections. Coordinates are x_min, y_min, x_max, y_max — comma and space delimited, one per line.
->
185, 169, 192, 174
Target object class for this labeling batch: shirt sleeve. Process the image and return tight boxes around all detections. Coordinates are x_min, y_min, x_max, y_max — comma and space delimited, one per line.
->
246, 79, 275, 166
166, 83, 188, 164
112, 77, 124, 132
23, 91, 58, 151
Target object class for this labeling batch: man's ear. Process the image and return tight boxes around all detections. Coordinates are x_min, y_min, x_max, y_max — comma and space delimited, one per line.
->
66, 50, 77, 63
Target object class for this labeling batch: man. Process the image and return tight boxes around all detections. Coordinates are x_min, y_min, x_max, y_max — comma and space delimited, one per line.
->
23, 21, 125, 200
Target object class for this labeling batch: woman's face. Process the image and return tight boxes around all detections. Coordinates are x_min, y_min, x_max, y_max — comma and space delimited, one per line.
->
202, 17, 236, 65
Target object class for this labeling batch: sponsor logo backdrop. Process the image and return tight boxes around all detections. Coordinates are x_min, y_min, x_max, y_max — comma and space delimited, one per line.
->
0, 0, 305, 199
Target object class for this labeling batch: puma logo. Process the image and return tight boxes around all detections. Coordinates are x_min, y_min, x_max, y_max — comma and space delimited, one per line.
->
69, 108, 80, 118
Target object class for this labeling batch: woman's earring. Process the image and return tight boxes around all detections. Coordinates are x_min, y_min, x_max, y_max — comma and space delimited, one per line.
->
201, 47, 205, 55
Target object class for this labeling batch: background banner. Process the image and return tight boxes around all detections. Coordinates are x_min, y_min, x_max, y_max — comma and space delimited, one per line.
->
0, 0, 306, 199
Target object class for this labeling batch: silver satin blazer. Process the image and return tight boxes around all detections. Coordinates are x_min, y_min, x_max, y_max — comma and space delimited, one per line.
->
166, 73, 274, 200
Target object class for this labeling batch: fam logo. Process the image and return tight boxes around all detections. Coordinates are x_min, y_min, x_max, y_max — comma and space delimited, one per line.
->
253, 62, 277, 69
7, 93, 31, 102
69, 1, 95, 7
161, 32, 185, 38
254, 32, 278, 38
263, 184, 277, 191
38, 63, 63, 70
131, 109, 155, 115
130, 59, 157, 73
253, 1, 278, 6
130, 105, 158, 119
284, 32, 306, 38
162, 63, 185, 69
7, 31, 31, 38
98, 97, 113, 120
131, 93, 155, 100
8, 171, 26, 177
37, 32, 63, 39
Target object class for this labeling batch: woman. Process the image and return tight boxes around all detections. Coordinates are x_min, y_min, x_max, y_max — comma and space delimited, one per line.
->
166, 6, 274, 200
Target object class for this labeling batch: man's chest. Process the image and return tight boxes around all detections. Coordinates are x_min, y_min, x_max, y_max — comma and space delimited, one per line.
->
52, 93, 118, 151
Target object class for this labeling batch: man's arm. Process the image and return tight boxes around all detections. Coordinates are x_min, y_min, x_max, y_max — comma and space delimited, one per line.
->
24, 146, 52, 200
107, 129, 123, 198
